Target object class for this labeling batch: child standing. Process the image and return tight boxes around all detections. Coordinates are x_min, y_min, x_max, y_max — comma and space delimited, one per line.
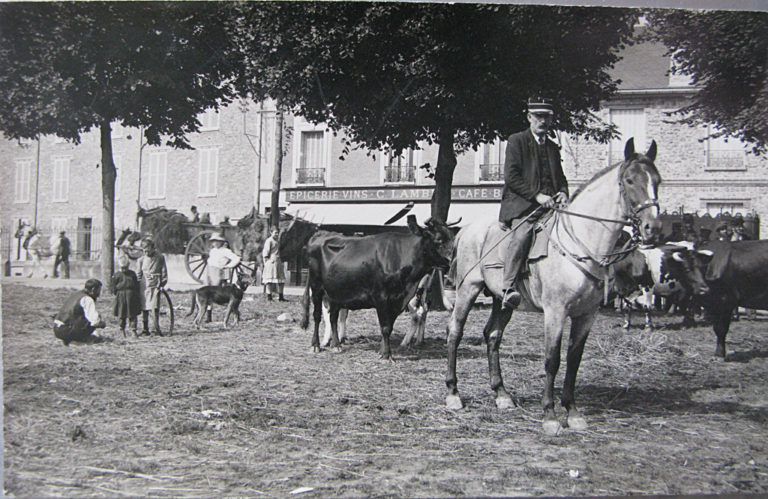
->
111, 255, 141, 336
137, 238, 168, 335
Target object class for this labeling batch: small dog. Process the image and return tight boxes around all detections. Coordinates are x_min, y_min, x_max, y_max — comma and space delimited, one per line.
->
188, 274, 252, 329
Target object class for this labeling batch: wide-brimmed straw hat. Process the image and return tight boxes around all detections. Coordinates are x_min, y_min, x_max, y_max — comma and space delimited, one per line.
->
209, 233, 226, 242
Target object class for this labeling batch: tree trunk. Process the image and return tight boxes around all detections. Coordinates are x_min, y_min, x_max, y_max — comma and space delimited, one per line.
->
99, 121, 116, 292
430, 128, 457, 222
428, 128, 457, 310
270, 110, 284, 229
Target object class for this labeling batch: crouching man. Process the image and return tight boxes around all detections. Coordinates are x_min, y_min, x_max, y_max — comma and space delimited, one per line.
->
53, 278, 107, 345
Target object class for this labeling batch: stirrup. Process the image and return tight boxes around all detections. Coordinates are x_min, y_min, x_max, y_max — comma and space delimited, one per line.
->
502, 289, 522, 309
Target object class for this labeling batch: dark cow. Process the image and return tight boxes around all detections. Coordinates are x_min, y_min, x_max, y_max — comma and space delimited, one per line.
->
665, 240, 768, 359
300, 216, 455, 360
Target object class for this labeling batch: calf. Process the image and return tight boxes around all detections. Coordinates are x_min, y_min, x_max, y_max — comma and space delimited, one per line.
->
666, 240, 768, 358
189, 273, 252, 329
301, 216, 455, 360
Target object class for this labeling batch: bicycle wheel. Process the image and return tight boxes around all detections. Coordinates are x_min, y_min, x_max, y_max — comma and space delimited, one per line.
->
157, 289, 175, 335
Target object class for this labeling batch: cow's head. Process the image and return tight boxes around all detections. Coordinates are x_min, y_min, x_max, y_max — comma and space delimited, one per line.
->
407, 215, 456, 270
620, 138, 662, 245
661, 246, 712, 296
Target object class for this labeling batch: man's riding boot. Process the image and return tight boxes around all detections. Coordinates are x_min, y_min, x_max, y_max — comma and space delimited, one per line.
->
278, 293, 287, 302
206, 308, 212, 323
266, 294, 273, 301
501, 217, 535, 310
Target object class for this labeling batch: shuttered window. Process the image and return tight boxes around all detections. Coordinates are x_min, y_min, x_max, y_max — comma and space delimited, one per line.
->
52, 157, 70, 202
198, 147, 219, 197
14, 159, 31, 203
609, 109, 646, 165
147, 152, 167, 199
199, 109, 220, 131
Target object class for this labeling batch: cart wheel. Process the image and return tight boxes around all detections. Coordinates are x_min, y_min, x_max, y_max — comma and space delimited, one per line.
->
237, 261, 258, 278
157, 289, 175, 335
185, 231, 213, 283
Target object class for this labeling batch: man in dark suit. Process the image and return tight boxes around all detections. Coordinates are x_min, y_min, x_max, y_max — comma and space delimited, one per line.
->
499, 97, 569, 309
53, 230, 71, 278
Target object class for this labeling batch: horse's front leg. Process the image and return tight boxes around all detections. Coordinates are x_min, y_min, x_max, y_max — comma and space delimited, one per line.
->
542, 307, 568, 436
485, 298, 515, 409
446, 283, 483, 410
562, 312, 597, 432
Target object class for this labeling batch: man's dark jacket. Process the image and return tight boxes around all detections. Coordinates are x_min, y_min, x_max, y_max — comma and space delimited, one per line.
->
499, 129, 569, 224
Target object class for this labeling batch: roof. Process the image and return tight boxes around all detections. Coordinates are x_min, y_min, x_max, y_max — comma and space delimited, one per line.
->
610, 39, 674, 90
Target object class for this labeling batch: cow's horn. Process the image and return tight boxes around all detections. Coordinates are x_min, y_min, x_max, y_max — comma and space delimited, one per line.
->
696, 249, 714, 256
672, 251, 685, 262
446, 217, 462, 227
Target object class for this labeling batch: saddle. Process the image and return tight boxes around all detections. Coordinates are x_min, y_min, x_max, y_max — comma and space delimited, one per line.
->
482, 213, 557, 271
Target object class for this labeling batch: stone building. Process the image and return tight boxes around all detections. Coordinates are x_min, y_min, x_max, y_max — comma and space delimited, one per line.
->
2, 38, 764, 278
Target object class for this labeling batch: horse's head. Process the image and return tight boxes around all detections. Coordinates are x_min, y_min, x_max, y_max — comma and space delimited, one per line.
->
619, 138, 662, 245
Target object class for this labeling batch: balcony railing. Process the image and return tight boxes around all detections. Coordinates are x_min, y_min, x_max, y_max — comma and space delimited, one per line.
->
479, 163, 503, 182
296, 168, 325, 185
384, 166, 415, 183
707, 150, 746, 170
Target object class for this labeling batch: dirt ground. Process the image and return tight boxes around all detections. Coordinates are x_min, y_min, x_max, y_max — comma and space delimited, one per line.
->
3, 282, 768, 497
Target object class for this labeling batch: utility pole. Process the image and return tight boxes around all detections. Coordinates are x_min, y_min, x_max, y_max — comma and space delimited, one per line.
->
135, 126, 146, 230
33, 136, 40, 228
270, 109, 284, 229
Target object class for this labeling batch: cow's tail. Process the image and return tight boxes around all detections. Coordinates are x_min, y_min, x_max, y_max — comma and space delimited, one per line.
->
300, 279, 311, 329
187, 292, 197, 317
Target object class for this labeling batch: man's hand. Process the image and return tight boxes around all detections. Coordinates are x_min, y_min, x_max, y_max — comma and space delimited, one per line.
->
535, 193, 556, 209
553, 191, 568, 206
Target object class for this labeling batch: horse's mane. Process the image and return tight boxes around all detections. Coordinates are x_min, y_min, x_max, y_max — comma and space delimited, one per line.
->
569, 153, 650, 201
569, 160, 623, 201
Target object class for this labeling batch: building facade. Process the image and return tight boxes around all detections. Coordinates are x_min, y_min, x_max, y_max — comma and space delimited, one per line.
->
2, 39, 765, 277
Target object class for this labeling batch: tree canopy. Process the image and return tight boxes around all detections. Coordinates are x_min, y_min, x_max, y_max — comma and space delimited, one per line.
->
647, 9, 768, 154
0, 1, 240, 147
0, 1, 243, 284
233, 2, 639, 219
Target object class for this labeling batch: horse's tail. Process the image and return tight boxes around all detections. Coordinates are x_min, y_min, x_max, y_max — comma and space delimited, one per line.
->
300, 278, 311, 329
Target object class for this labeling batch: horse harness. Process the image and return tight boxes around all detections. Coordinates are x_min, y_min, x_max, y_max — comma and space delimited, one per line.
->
541, 167, 659, 288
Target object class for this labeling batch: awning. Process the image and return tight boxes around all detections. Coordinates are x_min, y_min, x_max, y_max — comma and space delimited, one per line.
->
285, 202, 497, 227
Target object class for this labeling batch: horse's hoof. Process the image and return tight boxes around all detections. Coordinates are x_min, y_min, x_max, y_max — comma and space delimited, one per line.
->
495, 395, 515, 410
542, 419, 562, 436
311, 346, 321, 354
567, 415, 588, 431
446, 395, 463, 410
332, 346, 342, 353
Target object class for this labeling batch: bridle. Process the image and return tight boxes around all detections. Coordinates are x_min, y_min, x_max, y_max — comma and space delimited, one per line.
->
546, 158, 659, 275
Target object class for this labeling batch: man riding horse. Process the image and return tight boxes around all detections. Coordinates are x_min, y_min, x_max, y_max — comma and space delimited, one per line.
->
500, 97, 569, 309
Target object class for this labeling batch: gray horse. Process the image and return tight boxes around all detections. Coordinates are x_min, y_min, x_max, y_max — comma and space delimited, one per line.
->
446, 138, 663, 435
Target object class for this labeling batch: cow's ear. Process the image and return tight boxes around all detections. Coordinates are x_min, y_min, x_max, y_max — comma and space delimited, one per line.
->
704, 245, 731, 282
407, 215, 422, 236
